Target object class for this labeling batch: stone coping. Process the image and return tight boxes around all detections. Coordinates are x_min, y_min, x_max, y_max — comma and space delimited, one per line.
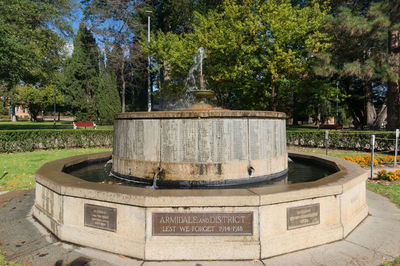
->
34, 151, 368, 208
114, 110, 286, 120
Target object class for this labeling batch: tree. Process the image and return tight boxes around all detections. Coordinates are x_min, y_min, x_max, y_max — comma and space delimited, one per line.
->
374, 1, 400, 130
316, 0, 398, 129
0, 0, 74, 121
16, 84, 64, 122
60, 22, 100, 121
146, 0, 329, 110
96, 71, 121, 124
81, 0, 141, 112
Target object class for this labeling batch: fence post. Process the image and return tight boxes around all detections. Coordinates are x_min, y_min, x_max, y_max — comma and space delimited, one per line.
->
395, 129, 399, 167
325, 130, 329, 156
371, 134, 375, 179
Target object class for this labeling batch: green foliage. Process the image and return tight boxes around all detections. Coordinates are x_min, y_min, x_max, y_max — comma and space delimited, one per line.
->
60, 22, 100, 121
146, 0, 330, 110
0, 129, 113, 153
0, 0, 74, 104
96, 72, 121, 125
15, 84, 64, 121
381, 256, 400, 266
0, 98, 7, 115
0, 248, 21, 265
316, 0, 400, 129
287, 130, 396, 151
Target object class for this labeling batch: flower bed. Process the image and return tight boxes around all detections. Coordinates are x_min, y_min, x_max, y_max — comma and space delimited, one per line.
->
376, 170, 400, 181
341, 155, 398, 167
342, 155, 400, 182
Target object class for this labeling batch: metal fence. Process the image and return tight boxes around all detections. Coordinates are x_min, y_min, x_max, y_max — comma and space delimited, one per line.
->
323, 129, 400, 179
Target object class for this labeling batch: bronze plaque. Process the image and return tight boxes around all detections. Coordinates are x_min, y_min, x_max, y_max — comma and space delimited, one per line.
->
152, 212, 253, 236
287, 203, 320, 230
84, 204, 117, 232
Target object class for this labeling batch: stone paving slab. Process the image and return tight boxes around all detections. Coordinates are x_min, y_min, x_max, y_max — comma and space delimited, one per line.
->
0, 189, 399, 266
263, 238, 392, 266
346, 216, 400, 258
0, 190, 31, 217
143, 261, 264, 266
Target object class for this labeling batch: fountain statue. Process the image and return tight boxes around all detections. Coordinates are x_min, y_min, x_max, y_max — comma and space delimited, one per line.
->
184, 47, 214, 109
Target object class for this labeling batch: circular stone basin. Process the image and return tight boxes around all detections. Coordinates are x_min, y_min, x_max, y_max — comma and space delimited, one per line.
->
112, 110, 287, 187
65, 156, 337, 188
34, 151, 368, 261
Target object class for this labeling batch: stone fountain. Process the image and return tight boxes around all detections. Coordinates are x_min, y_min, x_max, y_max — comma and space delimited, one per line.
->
33, 47, 368, 261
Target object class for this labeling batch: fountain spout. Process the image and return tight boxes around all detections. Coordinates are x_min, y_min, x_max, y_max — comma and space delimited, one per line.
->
149, 167, 163, 189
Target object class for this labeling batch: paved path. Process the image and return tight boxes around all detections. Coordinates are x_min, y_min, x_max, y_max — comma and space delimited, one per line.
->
0, 190, 399, 266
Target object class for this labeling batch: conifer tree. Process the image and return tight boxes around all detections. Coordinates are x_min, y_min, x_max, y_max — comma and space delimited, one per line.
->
60, 22, 100, 121
96, 70, 121, 124
318, 0, 400, 129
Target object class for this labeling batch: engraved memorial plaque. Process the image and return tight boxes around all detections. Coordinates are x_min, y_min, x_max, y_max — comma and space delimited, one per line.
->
152, 212, 253, 236
84, 204, 117, 232
287, 203, 320, 230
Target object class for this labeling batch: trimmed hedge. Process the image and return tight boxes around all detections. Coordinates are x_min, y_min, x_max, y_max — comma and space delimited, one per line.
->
287, 130, 396, 151
0, 129, 113, 153
0, 127, 396, 153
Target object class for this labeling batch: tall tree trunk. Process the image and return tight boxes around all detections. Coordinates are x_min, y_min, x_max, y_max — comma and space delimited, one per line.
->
386, 30, 400, 130
373, 104, 387, 129
270, 83, 278, 111
365, 97, 376, 128
121, 60, 126, 113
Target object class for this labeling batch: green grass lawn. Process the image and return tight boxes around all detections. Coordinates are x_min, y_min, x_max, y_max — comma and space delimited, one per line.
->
382, 257, 400, 266
0, 121, 113, 130
367, 183, 400, 208
0, 147, 111, 191
0, 249, 21, 266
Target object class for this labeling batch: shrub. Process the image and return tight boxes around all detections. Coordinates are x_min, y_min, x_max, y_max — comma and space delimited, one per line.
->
0, 114, 10, 121
0, 129, 113, 152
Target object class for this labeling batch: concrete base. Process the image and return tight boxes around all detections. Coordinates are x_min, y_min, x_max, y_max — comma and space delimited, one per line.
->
33, 152, 368, 261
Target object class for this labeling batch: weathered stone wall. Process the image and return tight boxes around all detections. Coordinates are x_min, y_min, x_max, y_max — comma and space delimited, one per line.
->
112, 111, 287, 183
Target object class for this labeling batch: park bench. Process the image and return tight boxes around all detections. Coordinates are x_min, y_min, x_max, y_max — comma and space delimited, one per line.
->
73, 122, 97, 129
318, 124, 343, 130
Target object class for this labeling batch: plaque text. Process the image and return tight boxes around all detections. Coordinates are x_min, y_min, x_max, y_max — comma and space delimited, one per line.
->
152, 212, 253, 236
84, 204, 117, 232
287, 203, 320, 230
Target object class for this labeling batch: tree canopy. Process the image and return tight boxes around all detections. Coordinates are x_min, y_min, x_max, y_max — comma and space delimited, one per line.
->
0, 0, 74, 120
146, 0, 330, 110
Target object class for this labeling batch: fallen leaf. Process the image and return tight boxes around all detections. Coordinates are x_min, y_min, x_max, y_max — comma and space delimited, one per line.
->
38, 253, 48, 257
119, 254, 126, 259
57, 243, 63, 247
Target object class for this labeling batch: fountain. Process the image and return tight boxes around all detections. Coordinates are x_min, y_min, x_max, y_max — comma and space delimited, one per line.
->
33, 48, 368, 261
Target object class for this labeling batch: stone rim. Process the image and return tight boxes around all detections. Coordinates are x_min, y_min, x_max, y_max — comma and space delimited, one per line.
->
34, 151, 367, 207
114, 110, 286, 119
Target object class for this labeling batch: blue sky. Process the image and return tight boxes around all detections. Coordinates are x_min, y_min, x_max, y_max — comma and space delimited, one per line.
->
71, 0, 84, 34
